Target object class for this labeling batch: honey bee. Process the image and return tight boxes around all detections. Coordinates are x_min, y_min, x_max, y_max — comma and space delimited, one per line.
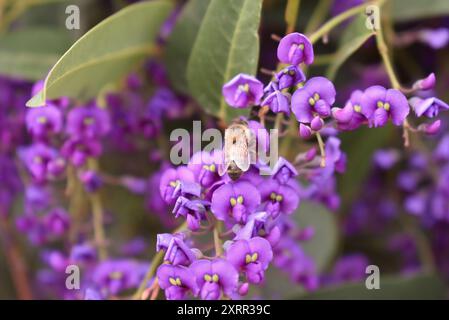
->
219, 120, 256, 181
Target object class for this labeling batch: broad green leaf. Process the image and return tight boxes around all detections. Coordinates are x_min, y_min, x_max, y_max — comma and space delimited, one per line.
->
294, 273, 446, 299
262, 200, 338, 299
165, 0, 210, 94
26, 0, 173, 107
326, 15, 374, 80
0, 28, 72, 80
186, 0, 262, 123
296, 201, 338, 272
392, 0, 449, 22
338, 125, 394, 209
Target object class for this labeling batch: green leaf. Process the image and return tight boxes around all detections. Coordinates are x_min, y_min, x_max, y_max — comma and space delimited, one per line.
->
296, 201, 339, 272
338, 125, 394, 208
26, 0, 173, 107
261, 200, 338, 299
326, 14, 373, 80
392, 0, 449, 22
0, 28, 72, 80
165, 0, 210, 94
186, 0, 262, 123
294, 273, 446, 299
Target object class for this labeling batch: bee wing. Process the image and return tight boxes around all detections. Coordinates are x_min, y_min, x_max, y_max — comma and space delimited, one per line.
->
230, 128, 251, 172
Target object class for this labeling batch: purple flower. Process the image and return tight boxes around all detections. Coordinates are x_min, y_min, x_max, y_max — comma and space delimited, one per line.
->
70, 243, 97, 264
261, 90, 291, 115
26, 104, 62, 139
190, 259, 238, 300
159, 166, 195, 204
226, 237, 273, 284
412, 73, 435, 91
222, 74, 264, 108
66, 106, 110, 139
332, 90, 367, 130
271, 157, 298, 185
79, 170, 103, 193
418, 28, 449, 49
61, 138, 102, 167
291, 77, 336, 124
234, 212, 281, 246
275, 65, 306, 90
92, 260, 148, 295
409, 96, 449, 118
373, 149, 400, 170
173, 197, 207, 231
361, 86, 409, 127
324, 254, 369, 285
259, 179, 299, 218
162, 235, 196, 266
19, 143, 58, 182
277, 33, 314, 65
188, 150, 222, 188
147, 87, 184, 119
43, 208, 70, 236
211, 181, 261, 224
157, 264, 198, 300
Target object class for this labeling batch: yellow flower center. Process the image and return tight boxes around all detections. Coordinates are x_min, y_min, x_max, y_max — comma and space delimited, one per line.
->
354, 105, 361, 113
37, 116, 47, 124
245, 252, 259, 264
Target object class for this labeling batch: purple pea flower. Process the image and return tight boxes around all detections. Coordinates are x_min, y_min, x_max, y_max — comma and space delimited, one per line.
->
222, 74, 264, 108
261, 90, 291, 115
92, 260, 148, 295
43, 208, 70, 236
277, 33, 314, 65
291, 77, 336, 124
162, 235, 196, 266
271, 157, 298, 185
19, 143, 58, 183
412, 73, 435, 91
259, 179, 299, 218
66, 106, 111, 139
188, 150, 222, 188
79, 170, 103, 193
26, 104, 62, 139
70, 243, 97, 264
332, 90, 367, 130
234, 212, 281, 246
409, 96, 449, 118
361, 85, 409, 127
190, 259, 238, 300
211, 181, 261, 224
173, 196, 207, 231
61, 138, 102, 167
157, 264, 199, 300
226, 237, 273, 284
159, 166, 195, 204
418, 28, 449, 49
275, 65, 306, 90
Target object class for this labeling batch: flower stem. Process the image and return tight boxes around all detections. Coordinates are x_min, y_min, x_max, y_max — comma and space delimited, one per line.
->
214, 220, 224, 257
285, 0, 301, 34
374, 9, 400, 90
0, 217, 33, 299
87, 158, 108, 260
316, 132, 326, 167
308, 0, 385, 44
304, 0, 332, 35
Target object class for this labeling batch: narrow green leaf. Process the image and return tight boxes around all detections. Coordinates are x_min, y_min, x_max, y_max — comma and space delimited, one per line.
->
26, 0, 173, 107
294, 273, 446, 299
0, 28, 71, 80
392, 0, 449, 22
186, 0, 262, 123
165, 0, 210, 94
326, 15, 373, 80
